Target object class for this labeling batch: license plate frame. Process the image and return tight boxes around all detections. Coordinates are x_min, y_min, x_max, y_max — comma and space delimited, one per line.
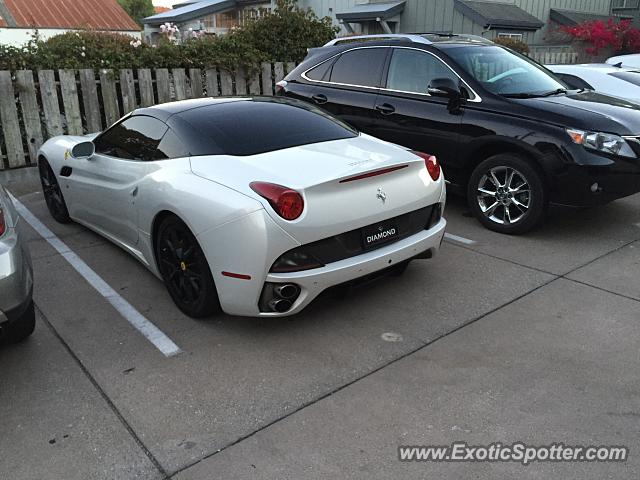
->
362, 222, 399, 250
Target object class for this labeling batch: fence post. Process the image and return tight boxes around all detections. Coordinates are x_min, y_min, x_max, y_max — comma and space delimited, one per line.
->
59, 70, 83, 135
120, 69, 137, 113
138, 69, 155, 107
248, 68, 260, 95
219, 69, 233, 95
172, 68, 188, 100
99, 70, 120, 127
156, 69, 171, 103
79, 69, 102, 133
205, 68, 219, 97
273, 62, 285, 87
38, 70, 64, 139
189, 68, 204, 98
0, 71, 25, 168
261, 62, 272, 95
235, 67, 247, 96
15, 70, 44, 164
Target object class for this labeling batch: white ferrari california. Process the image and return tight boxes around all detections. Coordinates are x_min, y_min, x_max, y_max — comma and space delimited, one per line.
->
38, 97, 446, 318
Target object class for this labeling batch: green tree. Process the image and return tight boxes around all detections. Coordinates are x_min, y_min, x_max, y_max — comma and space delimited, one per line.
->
117, 0, 154, 26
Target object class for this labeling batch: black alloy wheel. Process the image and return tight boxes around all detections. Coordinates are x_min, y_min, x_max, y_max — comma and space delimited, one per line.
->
155, 215, 220, 318
467, 153, 547, 235
38, 158, 71, 223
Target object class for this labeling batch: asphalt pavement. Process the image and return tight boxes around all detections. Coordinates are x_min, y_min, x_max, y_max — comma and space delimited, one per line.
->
1, 166, 639, 479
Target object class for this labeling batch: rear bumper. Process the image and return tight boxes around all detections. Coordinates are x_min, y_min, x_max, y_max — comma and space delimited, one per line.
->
0, 221, 33, 326
258, 217, 446, 317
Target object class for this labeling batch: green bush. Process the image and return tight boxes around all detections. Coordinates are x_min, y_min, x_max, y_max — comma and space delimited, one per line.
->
0, 0, 337, 71
494, 37, 530, 55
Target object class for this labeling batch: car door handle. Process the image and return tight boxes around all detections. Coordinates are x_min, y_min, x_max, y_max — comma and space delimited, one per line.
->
375, 103, 396, 115
131, 186, 138, 197
312, 94, 328, 105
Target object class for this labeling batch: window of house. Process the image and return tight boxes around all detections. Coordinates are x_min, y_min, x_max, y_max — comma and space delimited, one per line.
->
497, 33, 524, 40
612, 0, 640, 9
215, 11, 239, 29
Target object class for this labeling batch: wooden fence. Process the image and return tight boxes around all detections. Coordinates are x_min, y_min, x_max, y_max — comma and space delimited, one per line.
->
527, 45, 581, 65
0, 62, 296, 170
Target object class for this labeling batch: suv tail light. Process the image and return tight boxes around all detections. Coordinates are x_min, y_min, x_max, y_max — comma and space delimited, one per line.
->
250, 182, 304, 220
0, 208, 6, 237
275, 80, 287, 95
411, 151, 440, 181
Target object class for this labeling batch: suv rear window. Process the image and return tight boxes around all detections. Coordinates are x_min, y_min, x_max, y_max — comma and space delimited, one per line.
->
609, 71, 640, 87
329, 48, 387, 87
176, 99, 358, 156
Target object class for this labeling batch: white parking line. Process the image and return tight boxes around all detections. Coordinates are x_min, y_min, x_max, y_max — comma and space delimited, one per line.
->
9, 193, 182, 358
444, 233, 476, 245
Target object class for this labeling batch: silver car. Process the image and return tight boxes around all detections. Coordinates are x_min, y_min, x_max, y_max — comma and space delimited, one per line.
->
0, 184, 34, 343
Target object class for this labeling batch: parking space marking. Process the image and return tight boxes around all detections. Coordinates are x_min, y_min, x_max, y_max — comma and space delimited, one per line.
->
444, 233, 476, 245
9, 193, 182, 358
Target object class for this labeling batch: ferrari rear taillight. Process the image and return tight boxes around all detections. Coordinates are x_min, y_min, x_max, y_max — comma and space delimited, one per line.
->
411, 151, 441, 181
250, 182, 304, 220
0, 208, 5, 237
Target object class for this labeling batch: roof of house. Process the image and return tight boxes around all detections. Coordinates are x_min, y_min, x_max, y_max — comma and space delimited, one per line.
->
454, 0, 544, 31
549, 9, 631, 26
154, 6, 171, 14
0, 0, 140, 31
143, 0, 235, 25
336, 1, 406, 22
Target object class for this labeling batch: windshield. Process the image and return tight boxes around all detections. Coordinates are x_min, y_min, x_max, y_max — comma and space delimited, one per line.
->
445, 45, 567, 96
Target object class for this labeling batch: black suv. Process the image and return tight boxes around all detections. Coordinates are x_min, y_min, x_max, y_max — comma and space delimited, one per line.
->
279, 34, 640, 234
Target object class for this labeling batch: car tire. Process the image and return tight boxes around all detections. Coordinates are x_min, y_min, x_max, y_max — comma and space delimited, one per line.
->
4, 301, 36, 344
467, 154, 546, 235
155, 215, 220, 318
38, 158, 71, 223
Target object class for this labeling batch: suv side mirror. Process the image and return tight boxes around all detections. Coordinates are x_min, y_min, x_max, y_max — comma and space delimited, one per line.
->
71, 141, 95, 159
428, 78, 461, 98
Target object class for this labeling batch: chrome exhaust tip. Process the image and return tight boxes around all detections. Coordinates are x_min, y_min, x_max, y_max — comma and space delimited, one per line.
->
274, 283, 300, 300
269, 298, 293, 313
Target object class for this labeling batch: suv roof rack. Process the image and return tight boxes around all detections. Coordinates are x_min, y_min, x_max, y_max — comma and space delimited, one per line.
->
323, 34, 432, 47
414, 32, 494, 44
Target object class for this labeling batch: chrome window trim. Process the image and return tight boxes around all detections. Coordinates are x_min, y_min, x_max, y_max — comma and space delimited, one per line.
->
301, 46, 482, 103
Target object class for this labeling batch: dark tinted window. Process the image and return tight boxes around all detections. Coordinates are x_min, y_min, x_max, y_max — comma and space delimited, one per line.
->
329, 48, 387, 87
554, 73, 593, 90
306, 58, 334, 81
175, 99, 358, 156
386, 48, 458, 94
95, 116, 167, 160
609, 71, 640, 87
155, 129, 189, 159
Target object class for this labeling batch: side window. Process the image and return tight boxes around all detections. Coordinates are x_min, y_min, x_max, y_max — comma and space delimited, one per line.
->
155, 129, 189, 160
94, 116, 168, 160
386, 49, 458, 94
306, 58, 335, 81
329, 48, 387, 87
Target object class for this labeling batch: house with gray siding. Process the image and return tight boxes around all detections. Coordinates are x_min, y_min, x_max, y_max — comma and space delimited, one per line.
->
298, 0, 625, 45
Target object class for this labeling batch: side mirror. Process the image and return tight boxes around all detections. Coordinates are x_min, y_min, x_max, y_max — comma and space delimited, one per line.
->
71, 141, 95, 159
428, 78, 461, 98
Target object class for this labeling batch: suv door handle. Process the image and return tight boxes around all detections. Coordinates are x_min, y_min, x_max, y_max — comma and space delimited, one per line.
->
375, 103, 395, 115
312, 94, 328, 105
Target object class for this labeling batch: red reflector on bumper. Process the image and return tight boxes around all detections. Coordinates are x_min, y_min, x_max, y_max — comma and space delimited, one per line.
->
222, 271, 252, 280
